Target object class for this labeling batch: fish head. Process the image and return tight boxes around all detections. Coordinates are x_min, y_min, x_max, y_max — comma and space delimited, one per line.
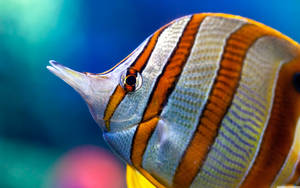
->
46, 60, 115, 128
47, 60, 142, 130
46, 39, 150, 147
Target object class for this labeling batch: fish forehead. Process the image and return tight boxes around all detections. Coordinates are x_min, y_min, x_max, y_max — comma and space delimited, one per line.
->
106, 37, 150, 75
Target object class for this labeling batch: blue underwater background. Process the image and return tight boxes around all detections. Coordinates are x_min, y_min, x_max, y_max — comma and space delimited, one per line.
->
0, 0, 300, 187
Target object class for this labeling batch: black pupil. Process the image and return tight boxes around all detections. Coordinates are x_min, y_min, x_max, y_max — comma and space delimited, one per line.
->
126, 75, 136, 86
293, 72, 300, 92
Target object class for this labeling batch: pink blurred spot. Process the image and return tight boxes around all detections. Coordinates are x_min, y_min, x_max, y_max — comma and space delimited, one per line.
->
50, 146, 125, 188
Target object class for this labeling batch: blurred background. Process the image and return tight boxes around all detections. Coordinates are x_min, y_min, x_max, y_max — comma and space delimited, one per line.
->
0, 0, 299, 187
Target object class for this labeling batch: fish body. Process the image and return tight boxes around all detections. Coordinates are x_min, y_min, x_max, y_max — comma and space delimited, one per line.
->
47, 13, 300, 187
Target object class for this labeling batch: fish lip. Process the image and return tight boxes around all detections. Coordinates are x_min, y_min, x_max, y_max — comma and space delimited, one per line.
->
47, 60, 82, 77
46, 59, 88, 87
46, 60, 69, 78
46, 60, 59, 73
49, 59, 59, 66
47, 60, 61, 71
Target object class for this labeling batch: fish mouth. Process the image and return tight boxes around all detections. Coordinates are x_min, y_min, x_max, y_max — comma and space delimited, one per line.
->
47, 60, 86, 86
47, 60, 71, 75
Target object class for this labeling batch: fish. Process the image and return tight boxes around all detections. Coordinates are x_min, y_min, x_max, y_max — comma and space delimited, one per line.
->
47, 13, 300, 188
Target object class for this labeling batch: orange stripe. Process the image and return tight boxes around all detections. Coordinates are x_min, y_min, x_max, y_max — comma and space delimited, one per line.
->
130, 13, 206, 179
102, 25, 168, 130
172, 24, 283, 188
103, 85, 126, 130
241, 56, 300, 187
131, 117, 160, 171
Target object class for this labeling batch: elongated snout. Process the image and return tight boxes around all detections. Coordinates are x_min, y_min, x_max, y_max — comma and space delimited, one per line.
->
47, 60, 119, 130
47, 60, 92, 97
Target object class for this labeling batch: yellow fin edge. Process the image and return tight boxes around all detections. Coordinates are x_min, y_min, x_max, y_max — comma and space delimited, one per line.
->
126, 164, 157, 188
127, 164, 170, 188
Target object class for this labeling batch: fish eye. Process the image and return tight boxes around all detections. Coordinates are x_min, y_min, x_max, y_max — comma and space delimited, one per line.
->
120, 68, 142, 92
293, 72, 300, 92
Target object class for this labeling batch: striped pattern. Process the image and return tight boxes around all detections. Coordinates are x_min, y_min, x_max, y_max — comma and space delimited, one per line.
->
172, 23, 270, 188
142, 15, 246, 186
191, 35, 297, 188
99, 13, 300, 187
